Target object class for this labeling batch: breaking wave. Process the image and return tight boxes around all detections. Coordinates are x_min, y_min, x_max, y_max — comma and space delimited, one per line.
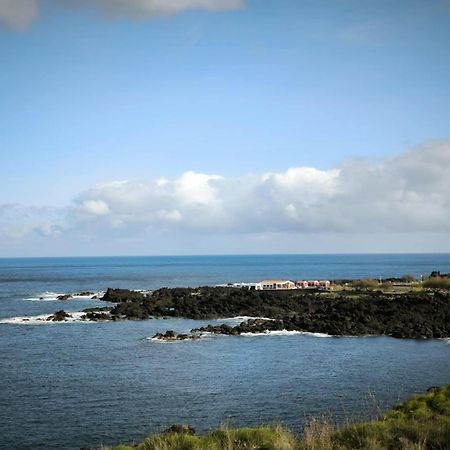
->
25, 291, 104, 302
240, 330, 333, 337
0, 312, 93, 325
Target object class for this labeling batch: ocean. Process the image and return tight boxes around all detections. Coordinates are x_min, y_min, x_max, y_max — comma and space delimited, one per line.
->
0, 254, 449, 449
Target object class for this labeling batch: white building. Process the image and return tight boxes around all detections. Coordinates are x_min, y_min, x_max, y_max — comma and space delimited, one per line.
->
259, 280, 296, 290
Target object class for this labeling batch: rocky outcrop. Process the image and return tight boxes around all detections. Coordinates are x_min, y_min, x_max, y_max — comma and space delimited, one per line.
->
79, 307, 111, 321
101, 288, 147, 303
74, 285, 450, 338
47, 310, 72, 321
156, 288, 450, 339
152, 330, 200, 341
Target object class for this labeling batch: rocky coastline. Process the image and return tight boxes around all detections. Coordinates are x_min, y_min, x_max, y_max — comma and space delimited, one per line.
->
37, 278, 450, 338
102, 285, 450, 339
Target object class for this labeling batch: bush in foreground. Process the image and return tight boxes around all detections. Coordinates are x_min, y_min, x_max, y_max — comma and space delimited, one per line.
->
102, 386, 450, 450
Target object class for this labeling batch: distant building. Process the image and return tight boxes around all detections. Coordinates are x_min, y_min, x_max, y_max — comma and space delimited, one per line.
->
296, 280, 330, 289
220, 279, 331, 291
259, 280, 296, 290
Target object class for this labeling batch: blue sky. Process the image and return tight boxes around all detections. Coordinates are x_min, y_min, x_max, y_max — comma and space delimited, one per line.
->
1, 0, 450, 255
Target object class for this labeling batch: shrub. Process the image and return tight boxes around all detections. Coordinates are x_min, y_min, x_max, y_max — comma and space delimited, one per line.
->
350, 279, 379, 290
400, 274, 417, 283
379, 282, 393, 291
422, 277, 450, 290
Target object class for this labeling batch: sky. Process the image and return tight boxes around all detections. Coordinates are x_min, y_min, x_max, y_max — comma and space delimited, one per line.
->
0, 0, 450, 256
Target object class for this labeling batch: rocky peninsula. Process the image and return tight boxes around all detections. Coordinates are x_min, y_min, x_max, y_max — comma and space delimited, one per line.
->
83, 283, 450, 339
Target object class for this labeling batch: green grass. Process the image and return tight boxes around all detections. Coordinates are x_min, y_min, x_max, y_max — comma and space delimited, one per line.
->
102, 386, 450, 450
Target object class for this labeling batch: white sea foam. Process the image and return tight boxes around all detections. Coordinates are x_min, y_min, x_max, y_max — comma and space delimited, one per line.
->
25, 291, 64, 301
0, 311, 94, 325
25, 291, 104, 302
146, 335, 203, 342
240, 330, 333, 338
218, 316, 275, 323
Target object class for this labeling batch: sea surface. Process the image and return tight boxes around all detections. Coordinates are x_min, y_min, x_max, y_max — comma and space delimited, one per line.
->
0, 254, 449, 450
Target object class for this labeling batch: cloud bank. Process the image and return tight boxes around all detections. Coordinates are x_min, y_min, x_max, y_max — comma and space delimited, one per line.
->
69, 141, 450, 236
2, 140, 450, 255
0, 0, 244, 30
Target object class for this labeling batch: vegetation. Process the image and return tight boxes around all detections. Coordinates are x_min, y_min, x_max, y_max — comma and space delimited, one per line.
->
378, 281, 393, 292
101, 386, 450, 450
349, 279, 380, 290
423, 276, 450, 290
400, 274, 417, 283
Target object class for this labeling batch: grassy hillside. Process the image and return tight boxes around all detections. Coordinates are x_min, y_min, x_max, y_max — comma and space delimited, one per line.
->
101, 385, 450, 450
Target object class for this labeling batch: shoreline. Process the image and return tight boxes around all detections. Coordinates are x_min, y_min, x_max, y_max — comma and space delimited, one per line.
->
3, 278, 449, 339
102, 284, 449, 339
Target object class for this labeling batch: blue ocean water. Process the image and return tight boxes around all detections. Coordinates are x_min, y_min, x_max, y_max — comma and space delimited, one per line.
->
0, 254, 449, 450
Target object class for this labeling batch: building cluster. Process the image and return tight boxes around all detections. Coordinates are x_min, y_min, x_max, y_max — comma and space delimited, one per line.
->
254, 279, 331, 290
223, 279, 331, 290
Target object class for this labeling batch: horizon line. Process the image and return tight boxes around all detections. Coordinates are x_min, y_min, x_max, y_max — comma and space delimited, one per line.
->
1, 252, 450, 260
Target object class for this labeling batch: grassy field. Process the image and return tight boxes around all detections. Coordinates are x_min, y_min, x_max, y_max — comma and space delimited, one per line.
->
101, 385, 450, 450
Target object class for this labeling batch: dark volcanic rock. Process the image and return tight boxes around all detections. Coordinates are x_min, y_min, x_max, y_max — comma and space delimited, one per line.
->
82, 307, 111, 313
96, 286, 450, 338
76, 291, 95, 296
101, 288, 146, 303
56, 294, 73, 300
156, 287, 449, 339
110, 301, 151, 320
80, 311, 110, 321
152, 330, 200, 341
191, 292, 450, 339
47, 310, 72, 322
81, 306, 111, 321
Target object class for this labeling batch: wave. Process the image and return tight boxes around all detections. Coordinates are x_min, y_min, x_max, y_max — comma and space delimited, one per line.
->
146, 329, 334, 339
218, 316, 275, 323
0, 311, 94, 325
240, 330, 333, 338
25, 291, 104, 302
146, 336, 197, 343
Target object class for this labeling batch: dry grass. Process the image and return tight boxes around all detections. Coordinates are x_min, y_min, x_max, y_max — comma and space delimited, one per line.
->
422, 276, 450, 290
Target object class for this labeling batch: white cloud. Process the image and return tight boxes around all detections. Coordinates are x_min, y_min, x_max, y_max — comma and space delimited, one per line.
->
0, 203, 63, 239
174, 171, 223, 206
68, 141, 450, 236
78, 199, 110, 217
0, 0, 244, 30
1, 141, 450, 254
